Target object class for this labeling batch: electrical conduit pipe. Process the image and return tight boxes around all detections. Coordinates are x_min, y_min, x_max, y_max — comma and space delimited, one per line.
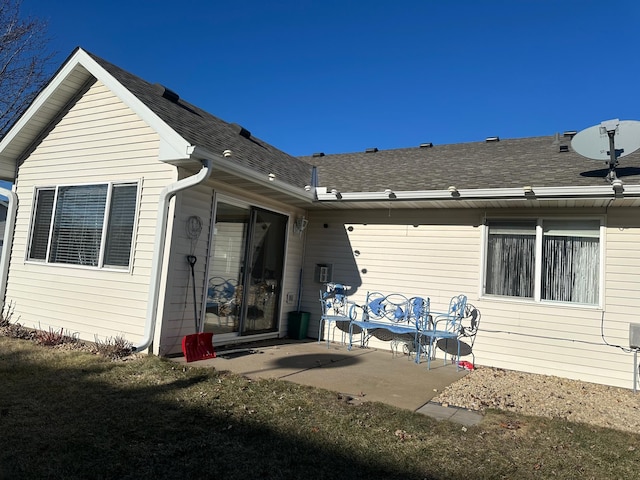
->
133, 150, 214, 352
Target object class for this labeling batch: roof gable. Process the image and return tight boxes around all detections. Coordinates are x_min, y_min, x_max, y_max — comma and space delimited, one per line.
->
0, 48, 314, 192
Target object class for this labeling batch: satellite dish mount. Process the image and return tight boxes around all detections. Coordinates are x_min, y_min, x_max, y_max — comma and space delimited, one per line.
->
600, 119, 621, 182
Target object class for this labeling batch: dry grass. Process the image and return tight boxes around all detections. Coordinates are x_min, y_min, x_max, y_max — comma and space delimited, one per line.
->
0, 336, 638, 479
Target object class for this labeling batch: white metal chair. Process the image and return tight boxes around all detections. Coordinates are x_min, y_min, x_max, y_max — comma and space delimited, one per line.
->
318, 283, 356, 348
418, 294, 467, 370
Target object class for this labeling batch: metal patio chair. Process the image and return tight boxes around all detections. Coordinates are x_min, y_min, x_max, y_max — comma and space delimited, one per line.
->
418, 294, 467, 370
318, 283, 357, 348
436, 304, 480, 367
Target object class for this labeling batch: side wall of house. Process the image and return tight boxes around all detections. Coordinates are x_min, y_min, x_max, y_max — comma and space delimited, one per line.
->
6, 80, 176, 342
157, 179, 307, 356
303, 207, 639, 389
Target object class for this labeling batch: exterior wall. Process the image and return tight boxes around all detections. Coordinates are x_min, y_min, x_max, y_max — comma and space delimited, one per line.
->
303, 207, 640, 389
157, 177, 307, 356
6, 80, 176, 342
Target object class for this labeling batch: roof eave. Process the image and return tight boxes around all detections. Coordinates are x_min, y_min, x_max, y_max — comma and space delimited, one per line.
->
315, 185, 635, 203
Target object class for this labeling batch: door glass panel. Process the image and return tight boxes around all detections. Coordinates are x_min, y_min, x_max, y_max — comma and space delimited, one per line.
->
204, 202, 249, 335
204, 201, 288, 338
242, 209, 287, 334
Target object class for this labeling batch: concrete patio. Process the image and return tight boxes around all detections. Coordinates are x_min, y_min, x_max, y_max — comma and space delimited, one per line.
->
171, 339, 483, 426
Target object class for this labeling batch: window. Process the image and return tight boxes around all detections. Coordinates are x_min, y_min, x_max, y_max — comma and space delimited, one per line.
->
484, 219, 601, 305
28, 182, 138, 268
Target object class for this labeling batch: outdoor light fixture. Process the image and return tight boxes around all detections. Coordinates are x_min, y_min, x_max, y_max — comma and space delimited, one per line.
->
268, 173, 276, 181
304, 185, 311, 192
331, 189, 342, 199
384, 189, 396, 199
223, 149, 232, 157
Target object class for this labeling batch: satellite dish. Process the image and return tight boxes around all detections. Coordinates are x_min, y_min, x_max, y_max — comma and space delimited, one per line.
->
571, 119, 640, 161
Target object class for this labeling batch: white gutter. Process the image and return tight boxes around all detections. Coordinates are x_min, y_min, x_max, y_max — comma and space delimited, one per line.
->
133, 147, 215, 353
314, 184, 640, 202
0, 187, 17, 310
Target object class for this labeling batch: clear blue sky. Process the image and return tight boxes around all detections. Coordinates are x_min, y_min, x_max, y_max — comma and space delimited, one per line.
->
21, 0, 640, 156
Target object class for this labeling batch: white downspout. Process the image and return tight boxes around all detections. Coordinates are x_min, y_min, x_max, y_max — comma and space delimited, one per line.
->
0, 187, 17, 309
133, 152, 214, 352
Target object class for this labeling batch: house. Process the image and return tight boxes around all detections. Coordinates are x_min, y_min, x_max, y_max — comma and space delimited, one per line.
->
1, 47, 639, 389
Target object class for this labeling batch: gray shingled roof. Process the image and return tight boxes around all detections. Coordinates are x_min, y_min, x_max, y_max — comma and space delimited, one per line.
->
89, 51, 640, 196
88, 52, 314, 189
300, 136, 640, 192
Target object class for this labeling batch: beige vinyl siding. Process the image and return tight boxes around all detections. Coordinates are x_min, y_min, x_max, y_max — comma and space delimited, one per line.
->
6, 80, 176, 343
471, 208, 638, 389
157, 181, 213, 356
303, 208, 482, 346
158, 180, 307, 355
304, 206, 640, 389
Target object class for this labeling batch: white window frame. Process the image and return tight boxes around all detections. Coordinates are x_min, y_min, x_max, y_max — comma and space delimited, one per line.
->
481, 216, 604, 308
26, 181, 140, 271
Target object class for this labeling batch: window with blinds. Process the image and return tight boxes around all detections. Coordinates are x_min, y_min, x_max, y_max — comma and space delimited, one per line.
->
484, 219, 601, 306
27, 182, 138, 269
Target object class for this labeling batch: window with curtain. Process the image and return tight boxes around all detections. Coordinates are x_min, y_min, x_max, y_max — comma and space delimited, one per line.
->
28, 182, 138, 268
485, 219, 601, 305
486, 221, 536, 298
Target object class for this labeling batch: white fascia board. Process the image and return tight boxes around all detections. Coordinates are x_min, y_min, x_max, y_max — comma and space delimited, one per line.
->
0, 54, 88, 154
0, 48, 192, 162
315, 185, 635, 202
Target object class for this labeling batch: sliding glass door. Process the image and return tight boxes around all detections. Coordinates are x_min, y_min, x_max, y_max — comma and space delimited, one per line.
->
204, 198, 287, 337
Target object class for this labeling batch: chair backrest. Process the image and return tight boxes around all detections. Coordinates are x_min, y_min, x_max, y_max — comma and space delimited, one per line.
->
208, 277, 237, 303
441, 294, 467, 332
459, 304, 480, 345
410, 296, 431, 330
320, 283, 349, 316
363, 292, 426, 324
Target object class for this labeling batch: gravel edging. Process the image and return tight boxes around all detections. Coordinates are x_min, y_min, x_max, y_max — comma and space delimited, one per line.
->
432, 367, 640, 433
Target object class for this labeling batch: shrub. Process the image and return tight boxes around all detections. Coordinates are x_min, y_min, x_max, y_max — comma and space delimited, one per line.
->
93, 335, 133, 360
35, 326, 76, 346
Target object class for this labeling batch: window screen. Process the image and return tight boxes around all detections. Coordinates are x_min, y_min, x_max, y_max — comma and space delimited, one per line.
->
28, 182, 137, 268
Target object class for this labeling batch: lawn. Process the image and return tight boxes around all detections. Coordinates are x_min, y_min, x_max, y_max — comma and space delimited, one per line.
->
0, 336, 638, 479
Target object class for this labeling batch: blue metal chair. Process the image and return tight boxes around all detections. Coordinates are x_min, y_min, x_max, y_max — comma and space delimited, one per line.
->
318, 283, 356, 348
436, 303, 480, 367
418, 294, 467, 370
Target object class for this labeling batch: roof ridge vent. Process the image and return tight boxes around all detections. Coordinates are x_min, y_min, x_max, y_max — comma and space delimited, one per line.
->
153, 83, 180, 103
419, 142, 433, 148
365, 147, 378, 153
312, 152, 325, 157
231, 123, 251, 139
485, 136, 500, 142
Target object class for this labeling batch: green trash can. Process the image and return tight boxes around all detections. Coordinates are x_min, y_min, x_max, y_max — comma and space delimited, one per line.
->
287, 311, 310, 340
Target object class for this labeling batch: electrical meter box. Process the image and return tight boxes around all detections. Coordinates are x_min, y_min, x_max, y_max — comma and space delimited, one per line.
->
315, 264, 333, 283
630, 323, 640, 349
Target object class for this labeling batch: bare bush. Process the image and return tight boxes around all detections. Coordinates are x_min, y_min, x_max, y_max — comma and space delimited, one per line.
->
35, 326, 76, 346
93, 335, 133, 360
